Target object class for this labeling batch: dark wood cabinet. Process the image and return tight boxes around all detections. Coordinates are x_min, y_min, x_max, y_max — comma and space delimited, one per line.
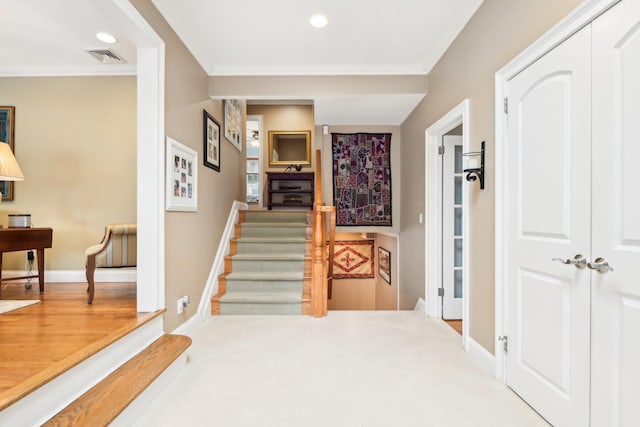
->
266, 172, 314, 210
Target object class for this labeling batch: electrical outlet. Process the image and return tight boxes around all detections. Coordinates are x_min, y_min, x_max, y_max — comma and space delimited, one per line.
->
176, 295, 191, 315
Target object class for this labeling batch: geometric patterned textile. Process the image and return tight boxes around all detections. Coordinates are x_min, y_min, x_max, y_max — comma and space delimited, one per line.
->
332, 240, 375, 279
332, 133, 392, 226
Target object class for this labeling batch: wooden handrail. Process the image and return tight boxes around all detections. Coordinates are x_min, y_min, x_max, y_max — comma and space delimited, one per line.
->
310, 149, 336, 317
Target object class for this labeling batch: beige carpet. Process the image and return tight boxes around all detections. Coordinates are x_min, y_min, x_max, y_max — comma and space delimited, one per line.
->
0, 299, 40, 314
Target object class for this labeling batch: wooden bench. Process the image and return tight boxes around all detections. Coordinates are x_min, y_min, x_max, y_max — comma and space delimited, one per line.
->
43, 334, 191, 426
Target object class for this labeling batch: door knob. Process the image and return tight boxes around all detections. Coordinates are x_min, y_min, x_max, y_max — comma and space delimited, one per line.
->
587, 257, 614, 273
552, 254, 587, 269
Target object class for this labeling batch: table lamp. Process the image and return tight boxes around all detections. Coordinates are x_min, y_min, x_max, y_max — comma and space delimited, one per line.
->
0, 142, 24, 182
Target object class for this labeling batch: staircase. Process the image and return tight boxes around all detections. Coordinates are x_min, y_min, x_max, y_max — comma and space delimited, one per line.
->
212, 210, 312, 315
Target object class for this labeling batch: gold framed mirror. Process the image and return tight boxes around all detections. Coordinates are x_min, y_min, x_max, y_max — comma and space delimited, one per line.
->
268, 130, 311, 167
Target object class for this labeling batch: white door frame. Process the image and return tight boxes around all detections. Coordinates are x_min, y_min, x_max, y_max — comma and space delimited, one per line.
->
494, 0, 619, 382
425, 99, 470, 350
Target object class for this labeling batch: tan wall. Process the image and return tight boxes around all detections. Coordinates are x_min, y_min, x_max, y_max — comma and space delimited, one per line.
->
328, 232, 375, 310
0, 76, 136, 270
399, 0, 583, 352
375, 233, 398, 310
132, 0, 245, 332
317, 125, 400, 234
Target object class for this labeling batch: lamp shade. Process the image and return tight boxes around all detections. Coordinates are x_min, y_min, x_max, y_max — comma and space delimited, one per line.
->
0, 142, 24, 181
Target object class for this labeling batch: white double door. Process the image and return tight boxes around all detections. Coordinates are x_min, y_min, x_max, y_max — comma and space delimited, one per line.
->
505, 1, 640, 425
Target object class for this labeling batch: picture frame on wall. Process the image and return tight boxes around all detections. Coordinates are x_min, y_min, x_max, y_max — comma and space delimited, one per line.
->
203, 110, 221, 172
224, 99, 242, 151
0, 106, 16, 201
378, 247, 391, 284
166, 137, 198, 212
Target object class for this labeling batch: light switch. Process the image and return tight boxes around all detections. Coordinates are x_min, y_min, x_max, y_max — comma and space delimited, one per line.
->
419, 213, 423, 224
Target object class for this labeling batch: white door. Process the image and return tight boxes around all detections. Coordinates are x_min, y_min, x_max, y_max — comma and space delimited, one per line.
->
441, 135, 463, 319
505, 26, 592, 426
591, 1, 640, 425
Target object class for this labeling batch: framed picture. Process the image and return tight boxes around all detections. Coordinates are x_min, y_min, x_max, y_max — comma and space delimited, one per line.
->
166, 137, 198, 212
224, 99, 242, 151
0, 106, 16, 201
378, 247, 391, 284
203, 110, 220, 171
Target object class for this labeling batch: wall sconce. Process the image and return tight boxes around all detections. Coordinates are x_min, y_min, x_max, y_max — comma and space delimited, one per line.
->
463, 141, 485, 190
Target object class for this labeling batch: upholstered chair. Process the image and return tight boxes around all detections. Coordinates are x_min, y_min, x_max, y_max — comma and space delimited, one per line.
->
85, 224, 137, 304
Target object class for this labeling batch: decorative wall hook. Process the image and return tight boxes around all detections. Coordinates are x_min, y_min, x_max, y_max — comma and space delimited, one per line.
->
463, 141, 485, 190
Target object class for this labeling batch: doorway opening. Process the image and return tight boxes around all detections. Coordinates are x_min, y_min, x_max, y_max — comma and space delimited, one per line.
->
425, 99, 470, 349
246, 115, 263, 207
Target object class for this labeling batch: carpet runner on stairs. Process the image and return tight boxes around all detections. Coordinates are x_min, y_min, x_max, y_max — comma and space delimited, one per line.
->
213, 210, 310, 315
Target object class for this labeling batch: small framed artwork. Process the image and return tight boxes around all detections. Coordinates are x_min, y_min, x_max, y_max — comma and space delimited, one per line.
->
166, 137, 198, 212
224, 99, 242, 151
203, 110, 220, 171
378, 247, 391, 284
0, 106, 16, 201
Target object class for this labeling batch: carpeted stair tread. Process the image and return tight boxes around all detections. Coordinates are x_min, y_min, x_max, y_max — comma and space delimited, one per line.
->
225, 271, 304, 281
235, 237, 307, 242
244, 211, 308, 223
240, 222, 307, 228
231, 253, 306, 261
220, 291, 303, 304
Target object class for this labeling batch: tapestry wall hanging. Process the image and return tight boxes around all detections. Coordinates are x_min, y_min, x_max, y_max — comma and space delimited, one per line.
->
332, 240, 375, 279
332, 133, 392, 226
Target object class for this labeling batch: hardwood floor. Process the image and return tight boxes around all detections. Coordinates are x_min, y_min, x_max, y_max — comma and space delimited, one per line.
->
444, 319, 462, 335
0, 281, 159, 411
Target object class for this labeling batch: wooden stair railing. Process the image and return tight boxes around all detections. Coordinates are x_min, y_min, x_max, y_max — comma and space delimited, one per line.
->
310, 149, 336, 317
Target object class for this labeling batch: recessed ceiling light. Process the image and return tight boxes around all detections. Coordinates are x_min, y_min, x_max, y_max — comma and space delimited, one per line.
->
96, 32, 117, 44
309, 14, 328, 29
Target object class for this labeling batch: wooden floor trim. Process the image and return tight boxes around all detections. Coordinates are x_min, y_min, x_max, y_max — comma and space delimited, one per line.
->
43, 334, 191, 427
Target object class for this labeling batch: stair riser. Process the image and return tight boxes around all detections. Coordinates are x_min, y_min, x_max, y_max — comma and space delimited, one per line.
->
225, 280, 302, 293
219, 302, 302, 315
230, 259, 305, 273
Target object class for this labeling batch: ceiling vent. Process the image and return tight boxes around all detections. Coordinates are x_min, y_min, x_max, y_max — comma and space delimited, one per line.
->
86, 48, 125, 64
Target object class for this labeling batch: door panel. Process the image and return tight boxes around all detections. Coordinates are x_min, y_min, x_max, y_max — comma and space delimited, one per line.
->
442, 135, 463, 319
591, 1, 640, 425
506, 26, 591, 427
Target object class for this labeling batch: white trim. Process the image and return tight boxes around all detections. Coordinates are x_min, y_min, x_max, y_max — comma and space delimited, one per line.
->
468, 337, 496, 377
210, 63, 429, 76
196, 200, 248, 320
494, 0, 620, 383
424, 99, 471, 351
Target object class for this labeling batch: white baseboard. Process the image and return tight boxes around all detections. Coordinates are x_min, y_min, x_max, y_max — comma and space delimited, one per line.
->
3, 269, 136, 283
196, 200, 247, 320
467, 336, 495, 377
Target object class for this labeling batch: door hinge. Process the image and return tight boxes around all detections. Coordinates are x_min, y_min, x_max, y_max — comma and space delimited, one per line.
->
438, 146, 445, 155
498, 335, 508, 353
503, 97, 508, 114
438, 287, 445, 297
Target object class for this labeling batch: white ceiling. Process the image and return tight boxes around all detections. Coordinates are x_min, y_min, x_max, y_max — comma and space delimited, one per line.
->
0, 0, 483, 124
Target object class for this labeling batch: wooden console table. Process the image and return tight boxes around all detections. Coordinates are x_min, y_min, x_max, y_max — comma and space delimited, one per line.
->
0, 227, 53, 292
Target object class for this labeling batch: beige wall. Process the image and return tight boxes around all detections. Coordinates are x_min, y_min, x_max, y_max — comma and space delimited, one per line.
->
328, 232, 375, 310
399, 0, 583, 352
375, 233, 398, 310
132, 0, 245, 331
0, 76, 136, 270
317, 125, 400, 234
